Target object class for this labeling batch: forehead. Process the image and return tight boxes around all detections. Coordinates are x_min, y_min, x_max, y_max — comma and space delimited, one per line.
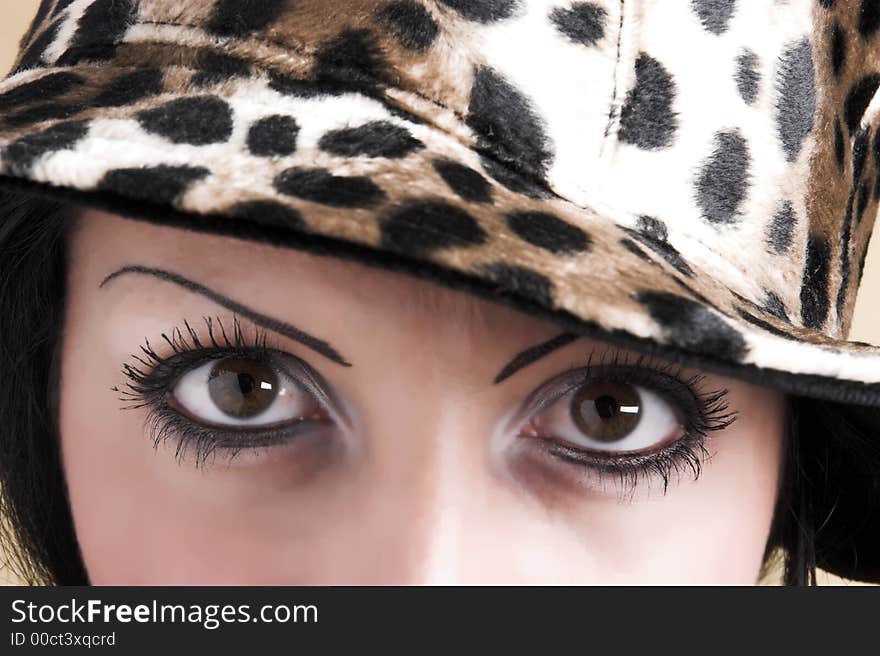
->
68, 205, 557, 340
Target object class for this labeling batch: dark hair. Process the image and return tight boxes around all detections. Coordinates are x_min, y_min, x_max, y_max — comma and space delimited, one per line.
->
0, 189, 877, 586
0, 190, 87, 584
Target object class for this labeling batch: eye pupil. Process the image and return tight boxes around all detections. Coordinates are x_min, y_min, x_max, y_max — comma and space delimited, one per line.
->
208, 357, 278, 419
594, 394, 617, 419
237, 372, 256, 395
571, 381, 642, 443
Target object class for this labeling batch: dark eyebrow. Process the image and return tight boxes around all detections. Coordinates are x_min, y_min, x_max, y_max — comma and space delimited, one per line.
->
100, 265, 352, 367
493, 333, 579, 384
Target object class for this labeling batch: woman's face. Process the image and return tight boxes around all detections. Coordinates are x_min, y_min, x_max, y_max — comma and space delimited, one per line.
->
60, 208, 787, 584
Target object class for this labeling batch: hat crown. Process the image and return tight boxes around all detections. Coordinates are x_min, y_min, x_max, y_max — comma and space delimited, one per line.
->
8, 0, 880, 339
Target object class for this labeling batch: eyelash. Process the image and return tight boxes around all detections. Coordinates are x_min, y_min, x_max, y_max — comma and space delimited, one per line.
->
114, 315, 328, 467
519, 349, 738, 494
115, 317, 739, 491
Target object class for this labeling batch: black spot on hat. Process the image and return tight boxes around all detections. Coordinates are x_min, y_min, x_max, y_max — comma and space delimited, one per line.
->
2, 119, 88, 173
844, 73, 880, 134
15, 19, 60, 72
694, 129, 750, 224
776, 37, 815, 162
550, 2, 607, 47
691, 0, 737, 34
247, 115, 300, 157
762, 290, 789, 321
836, 192, 856, 324
313, 29, 390, 92
831, 21, 847, 77
192, 51, 252, 87
467, 67, 554, 185
98, 165, 210, 205
433, 159, 494, 203
800, 233, 831, 329
734, 48, 760, 105
207, 0, 286, 37
480, 262, 555, 307
834, 115, 846, 172
274, 168, 386, 208
856, 238, 871, 288
381, 200, 487, 255
853, 125, 870, 183
137, 96, 234, 145
376, 1, 440, 51
0, 71, 83, 112
859, 0, 880, 37
857, 180, 872, 225
818, 0, 836, 9
228, 200, 305, 231
637, 290, 748, 361
437, 0, 519, 22
318, 120, 424, 158
506, 211, 591, 254
4, 102, 85, 127
767, 200, 796, 254
56, 0, 137, 66
622, 215, 694, 277
619, 53, 678, 150
90, 68, 163, 108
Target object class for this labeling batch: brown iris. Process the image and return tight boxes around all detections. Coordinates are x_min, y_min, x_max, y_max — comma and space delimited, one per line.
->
570, 380, 642, 443
207, 356, 278, 419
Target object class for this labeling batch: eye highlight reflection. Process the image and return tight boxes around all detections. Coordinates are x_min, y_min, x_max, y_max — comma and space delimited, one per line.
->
508, 350, 739, 494
172, 355, 330, 427
114, 315, 347, 467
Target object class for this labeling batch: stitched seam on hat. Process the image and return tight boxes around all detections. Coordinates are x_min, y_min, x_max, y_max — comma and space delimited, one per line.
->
0, 58, 817, 304
600, 0, 625, 146
40, 25, 558, 196
134, 19, 461, 122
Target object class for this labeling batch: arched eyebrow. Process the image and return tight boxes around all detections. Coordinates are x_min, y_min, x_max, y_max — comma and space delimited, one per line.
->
100, 265, 352, 367
493, 333, 578, 384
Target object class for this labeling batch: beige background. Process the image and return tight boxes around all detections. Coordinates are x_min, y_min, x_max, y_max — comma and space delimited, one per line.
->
0, 2, 874, 586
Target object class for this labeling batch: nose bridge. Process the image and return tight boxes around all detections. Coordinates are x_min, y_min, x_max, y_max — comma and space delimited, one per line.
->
365, 384, 501, 584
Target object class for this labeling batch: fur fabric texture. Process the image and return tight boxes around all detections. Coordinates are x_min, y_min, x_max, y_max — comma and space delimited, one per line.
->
0, 0, 878, 401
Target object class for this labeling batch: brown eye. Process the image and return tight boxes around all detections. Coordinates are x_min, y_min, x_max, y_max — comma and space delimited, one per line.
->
570, 380, 642, 443
208, 356, 278, 419
171, 353, 327, 428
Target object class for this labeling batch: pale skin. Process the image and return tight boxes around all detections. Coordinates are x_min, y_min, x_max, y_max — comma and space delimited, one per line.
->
60, 207, 787, 584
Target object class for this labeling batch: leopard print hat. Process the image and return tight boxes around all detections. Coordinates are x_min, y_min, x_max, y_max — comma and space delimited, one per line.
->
0, 0, 879, 580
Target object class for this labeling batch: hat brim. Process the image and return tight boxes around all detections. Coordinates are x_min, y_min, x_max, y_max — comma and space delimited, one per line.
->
1, 61, 879, 582
2, 62, 880, 403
